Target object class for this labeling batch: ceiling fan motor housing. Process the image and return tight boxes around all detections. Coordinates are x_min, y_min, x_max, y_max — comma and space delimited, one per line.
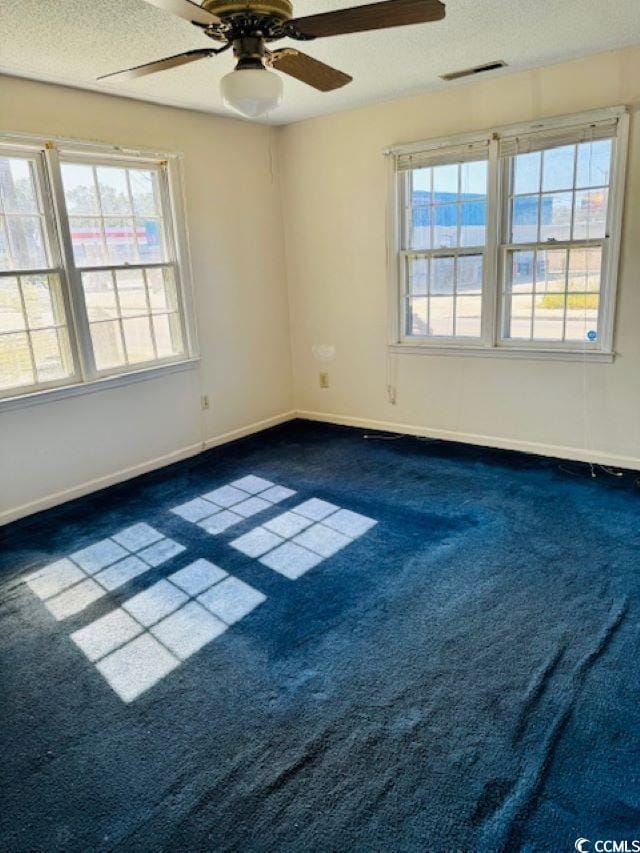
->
202, 0, 293, 21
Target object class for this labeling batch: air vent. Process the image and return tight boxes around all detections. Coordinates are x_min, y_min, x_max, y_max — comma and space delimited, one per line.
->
440, 60, 507, 82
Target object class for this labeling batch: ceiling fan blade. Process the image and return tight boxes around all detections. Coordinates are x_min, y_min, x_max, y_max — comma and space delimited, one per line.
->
268, 49, 352, 91
98, 48, 214, 81
140, 0, 220, 27
290, 0, 445, 39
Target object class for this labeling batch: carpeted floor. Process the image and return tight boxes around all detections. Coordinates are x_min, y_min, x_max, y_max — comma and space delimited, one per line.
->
1, 420, 639, 852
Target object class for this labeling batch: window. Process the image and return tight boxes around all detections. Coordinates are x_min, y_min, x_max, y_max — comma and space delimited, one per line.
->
390, 107, 628, 359
60, 159, 183, 372
501, 138, 611, 345
0, 136, 195, 401
1, 152, 76, 392
403, 156, 488, 339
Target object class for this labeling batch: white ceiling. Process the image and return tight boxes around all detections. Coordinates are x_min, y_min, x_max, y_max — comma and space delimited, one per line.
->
1, 0, 639, 125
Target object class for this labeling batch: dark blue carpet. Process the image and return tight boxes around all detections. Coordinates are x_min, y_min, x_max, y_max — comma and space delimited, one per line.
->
1, 419, 639, 852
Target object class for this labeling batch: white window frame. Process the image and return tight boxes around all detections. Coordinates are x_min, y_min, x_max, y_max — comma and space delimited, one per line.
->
386, 106, 629, 362
0, 131, 199, 409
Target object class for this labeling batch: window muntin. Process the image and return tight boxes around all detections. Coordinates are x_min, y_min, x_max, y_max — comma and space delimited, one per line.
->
0, 153, 75, 393
501, 139, 613, 345
402, 157, 488, 340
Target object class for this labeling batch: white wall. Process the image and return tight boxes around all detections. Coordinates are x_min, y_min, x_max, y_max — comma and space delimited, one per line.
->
0, 76, 294, 522
278, 46, 640, 468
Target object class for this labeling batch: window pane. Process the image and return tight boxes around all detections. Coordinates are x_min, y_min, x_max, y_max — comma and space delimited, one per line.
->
433, 205, 458, 248
458, 255, 483, 295
31, 327, 70, 382
433, 164, 458, 201
576, 139, 611, 188
136, 218, 165, 263
432, 257, 455, 294
533, 249, 568, 340
105, 218, 139, 264
535, 249, 567, 294
455, 296, 482, 337
573, 188, 608, 240
115, 269, 147, 316
506, 294, 533, 339
460, 160, 487, 196
82, 272, 118, 321
147, 267, 178, 312
542, 144, 575, 192
510, 250, 535, 293
410, 206, 431, 249
539, 192, 572, 242
130, 169, 160, 216
69, 217, 107, 266
122, 316, 154, 363
97, 166, 132, 215
61, 163, 100, 215
0, 157, 40, 214
0, 276, 25, 332
564, 294, 599, 342
0, 331, 34, 389
429, 296, 454, 336
568, 247, 602, 293
407, 297, 427, 336
411, 168, 430, 203
511, 196, 538, 243
513, 152, 541, 195
408, 257, 428, 295
22, 274, 64, 329
5, 216, 47, 270
532, 311, 563, 341
153, 313, 183, 358
460, 202, 486, 247
91, 320, 125, 370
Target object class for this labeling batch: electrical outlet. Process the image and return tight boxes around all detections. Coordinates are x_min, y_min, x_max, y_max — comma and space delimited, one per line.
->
319, 372, 329, 389
201, 394, 210, 411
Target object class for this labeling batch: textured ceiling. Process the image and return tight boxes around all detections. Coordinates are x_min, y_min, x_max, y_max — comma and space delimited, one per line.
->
1, 0, 639, 125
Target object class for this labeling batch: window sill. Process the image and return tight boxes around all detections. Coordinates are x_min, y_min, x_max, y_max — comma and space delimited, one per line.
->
389, 344, 615, 363
0, 357, 201, 413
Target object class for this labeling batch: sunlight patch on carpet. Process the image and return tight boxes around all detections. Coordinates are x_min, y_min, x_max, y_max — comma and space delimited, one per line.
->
170, 473, 296, 536
25, 524, 185, 620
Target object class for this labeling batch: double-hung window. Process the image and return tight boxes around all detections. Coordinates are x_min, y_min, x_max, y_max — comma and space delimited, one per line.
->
398, 139, 490, 341
0, 135, 195, 402
390, 107, 628, 359
1, 150, 76, 392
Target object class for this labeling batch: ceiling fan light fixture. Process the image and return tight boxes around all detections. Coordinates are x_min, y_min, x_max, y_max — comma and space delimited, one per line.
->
220, 67, 283, 118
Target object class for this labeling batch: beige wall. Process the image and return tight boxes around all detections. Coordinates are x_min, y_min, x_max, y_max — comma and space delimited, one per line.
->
0, 75, 293, 521
2, 46, 640, 521
278, 46, 640, 467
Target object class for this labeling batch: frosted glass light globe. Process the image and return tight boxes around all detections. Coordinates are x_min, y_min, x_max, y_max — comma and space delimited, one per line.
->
220, 68, 283, 118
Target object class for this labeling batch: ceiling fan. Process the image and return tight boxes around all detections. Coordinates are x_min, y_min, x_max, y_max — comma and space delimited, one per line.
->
99, 0, 446, 117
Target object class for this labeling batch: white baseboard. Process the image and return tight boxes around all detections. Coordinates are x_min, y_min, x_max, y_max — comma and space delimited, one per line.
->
4, 406, 637, 525
297, 409, 640, 471
202, 410, 295, 450
1, 410, 296, 525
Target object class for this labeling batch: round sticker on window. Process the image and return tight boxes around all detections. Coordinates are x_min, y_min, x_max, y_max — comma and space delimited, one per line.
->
587, 330, 597, 342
